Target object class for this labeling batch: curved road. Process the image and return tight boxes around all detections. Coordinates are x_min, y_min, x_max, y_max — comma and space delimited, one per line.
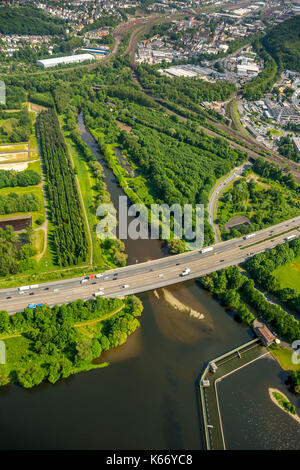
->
207, 162, 252, 242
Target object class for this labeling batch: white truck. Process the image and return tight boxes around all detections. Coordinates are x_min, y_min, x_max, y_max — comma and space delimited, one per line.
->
181, 267, 191, 277
18, 285, 30, 292
285, 235, 297, 241
93, 291, 104, 297
200, 247, 213, 254
244, 233, 256, 240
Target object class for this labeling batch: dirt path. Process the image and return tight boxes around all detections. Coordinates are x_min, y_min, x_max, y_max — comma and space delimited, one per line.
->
74, 303, 125, 328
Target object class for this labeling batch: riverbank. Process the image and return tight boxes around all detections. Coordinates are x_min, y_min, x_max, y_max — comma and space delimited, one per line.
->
269, 387, 300, 425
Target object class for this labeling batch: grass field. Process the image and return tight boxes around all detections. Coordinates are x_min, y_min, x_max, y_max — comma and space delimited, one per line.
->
33, 229, 45, 256
269, 344, 300, 372
273, 255, 300, 290
0, 143, 28, 152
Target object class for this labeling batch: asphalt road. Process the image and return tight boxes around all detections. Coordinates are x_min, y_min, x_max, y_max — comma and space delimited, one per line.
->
1, 216, 300, 314
207, 162, 252, 242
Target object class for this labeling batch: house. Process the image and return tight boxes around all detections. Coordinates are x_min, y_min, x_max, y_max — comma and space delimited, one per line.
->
253, 319, 276, 347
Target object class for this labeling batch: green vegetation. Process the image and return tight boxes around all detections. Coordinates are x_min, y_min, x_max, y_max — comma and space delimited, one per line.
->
77, 62, 246, 246
273, 255, 300, 291
262, 15, 300, 72
218, 158, 300, 239
0, 108, 33, 142
0, 6, 66, 35
246, 238, 300, 315
0, 191, 39, 215
81, 14, 120, 34
0, 169, 40, 189
37, 109, 88, 266
0, 295, 143, 388
29, 92, 55, 109
62, 108, 128, 267
200, 264, 300, 343
272, 391, 297, 415
290, 370, 300, 394
0, 225, 37, 276
242, 45, 278, 101
269, 344, 300, 372
137, 64, 236, 113
278, 136, 300, 164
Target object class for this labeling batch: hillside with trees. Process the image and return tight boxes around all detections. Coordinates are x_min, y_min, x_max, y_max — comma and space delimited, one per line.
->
0, 6, 66, 36
136, 64, 236, 114
262, 15, 300, 72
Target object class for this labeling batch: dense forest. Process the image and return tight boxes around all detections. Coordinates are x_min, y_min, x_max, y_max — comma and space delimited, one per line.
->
136, 64, 237, 110
262, 15, 300, 72
242, 46, 278, 101
0, 169, 40, 189
0, 109, 33, 142
0, 192, 39, 215
37, 109, 88, 266
84, 91, 247, 208
0, 225, 37, 276
137, 63, 236, 102
0, 6, 66, 35
0, 295, 143, 388
200, 262, 300, 344
278, 136, 300, 163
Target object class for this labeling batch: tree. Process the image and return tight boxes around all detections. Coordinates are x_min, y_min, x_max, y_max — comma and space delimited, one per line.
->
76, 337, 92, 363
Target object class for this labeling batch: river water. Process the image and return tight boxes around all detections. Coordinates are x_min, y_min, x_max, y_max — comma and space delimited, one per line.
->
0, 115, 299, 450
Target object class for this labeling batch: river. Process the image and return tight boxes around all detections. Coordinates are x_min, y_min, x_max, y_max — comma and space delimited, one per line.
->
0, 115, 299, 450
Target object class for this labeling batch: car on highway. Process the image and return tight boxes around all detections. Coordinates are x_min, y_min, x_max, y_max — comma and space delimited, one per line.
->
28, 304, 36, 309
123, 284, 130, 288
6, 296, 11, 300
181, 267, 191, 277
104, 276, 110, 280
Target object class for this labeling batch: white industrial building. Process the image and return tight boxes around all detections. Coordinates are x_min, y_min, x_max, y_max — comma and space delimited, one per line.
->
36, 53, 94, 69
237, 63, 259, 76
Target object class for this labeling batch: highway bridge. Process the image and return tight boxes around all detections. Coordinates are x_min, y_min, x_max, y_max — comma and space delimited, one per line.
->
1, 216, 300, 315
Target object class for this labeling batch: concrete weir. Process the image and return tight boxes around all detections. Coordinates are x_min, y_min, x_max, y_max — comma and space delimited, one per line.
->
198, 338, 269, 450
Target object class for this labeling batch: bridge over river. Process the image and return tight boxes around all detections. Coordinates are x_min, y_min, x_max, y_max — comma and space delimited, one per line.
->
0, 216, 299, 315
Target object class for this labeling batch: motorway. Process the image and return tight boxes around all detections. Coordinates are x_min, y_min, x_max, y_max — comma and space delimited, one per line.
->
1, 216, 300, 315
